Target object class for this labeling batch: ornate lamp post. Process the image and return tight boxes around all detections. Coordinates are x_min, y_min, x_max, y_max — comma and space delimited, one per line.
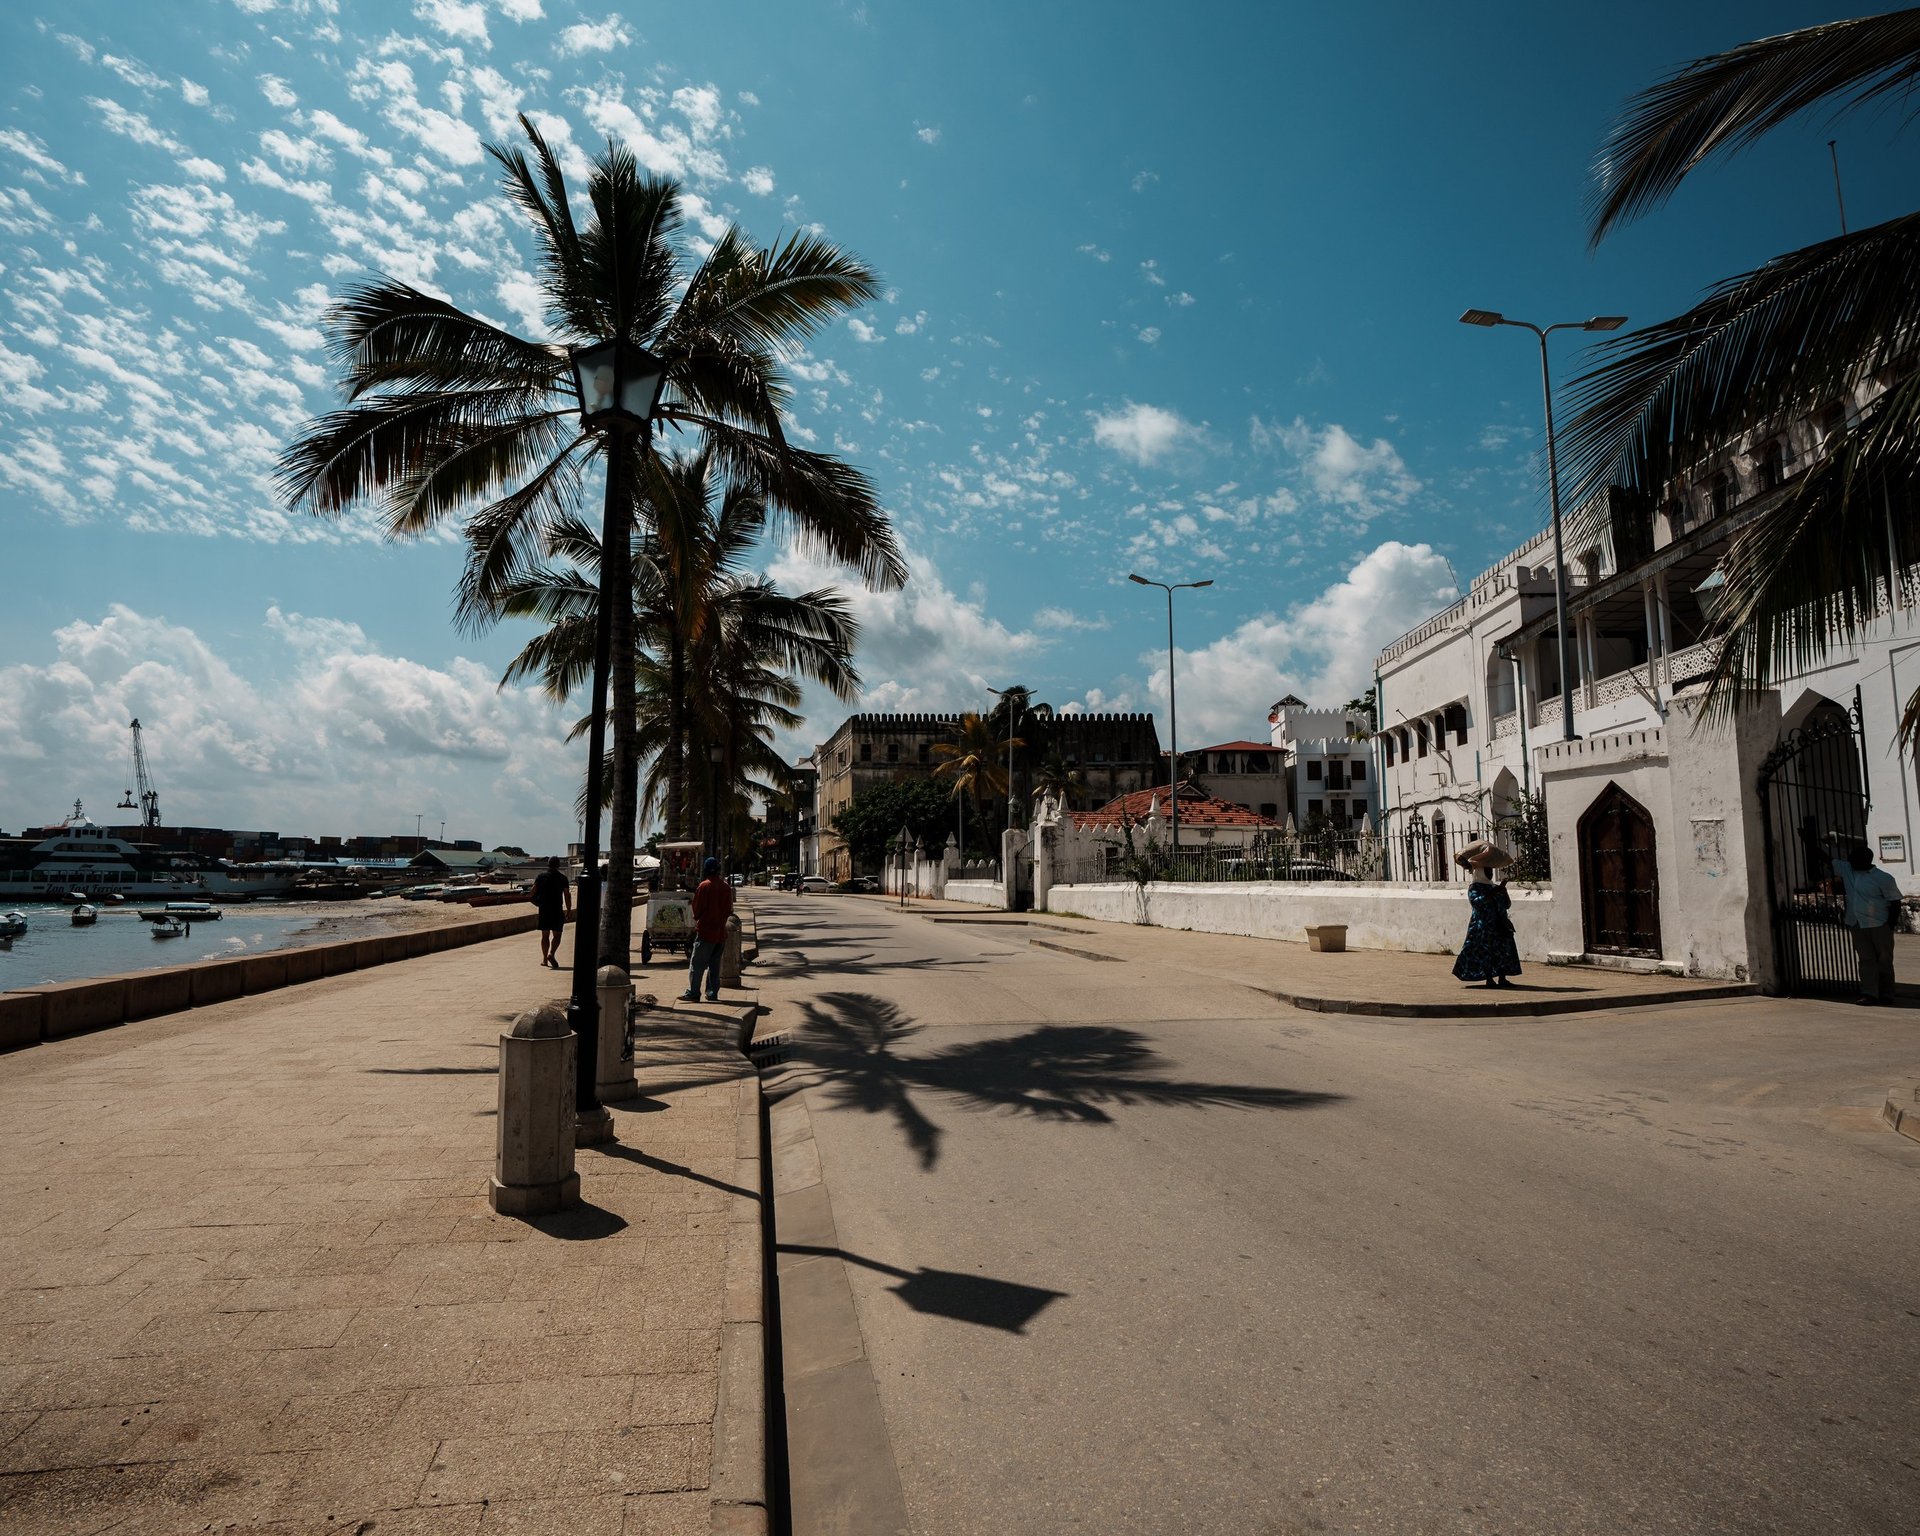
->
566, 338, 667, 1135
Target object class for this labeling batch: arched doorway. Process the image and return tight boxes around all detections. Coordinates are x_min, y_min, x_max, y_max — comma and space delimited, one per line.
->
1758, 694, 1869, 995
1579, 784, 1661, 957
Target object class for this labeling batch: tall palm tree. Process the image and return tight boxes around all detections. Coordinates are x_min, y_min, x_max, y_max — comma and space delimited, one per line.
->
1564, 11, 1920, 733
279, 117, 902, 965
1031, 751, 1088, 810
931, 712, 1018, 854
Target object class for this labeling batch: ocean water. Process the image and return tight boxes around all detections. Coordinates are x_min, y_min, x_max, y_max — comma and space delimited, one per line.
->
0, 900, 394, 988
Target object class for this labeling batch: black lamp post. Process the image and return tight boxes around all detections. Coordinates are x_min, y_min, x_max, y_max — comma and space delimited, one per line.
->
566, 337, 667, 1130
707, 743, 724, 870
1127, 574, 1213, 857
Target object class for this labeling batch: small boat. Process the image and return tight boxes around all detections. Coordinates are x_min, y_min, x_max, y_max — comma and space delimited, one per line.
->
0, 910, 27, 938
59, 889, 91, 905
103, 892, 126, 905
71, 904, 98, 926
150, 917, 186, 939
136, 902, 221, 921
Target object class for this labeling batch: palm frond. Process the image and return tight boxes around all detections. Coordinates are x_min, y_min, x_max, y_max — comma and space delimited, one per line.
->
1590, 9, 1920, 244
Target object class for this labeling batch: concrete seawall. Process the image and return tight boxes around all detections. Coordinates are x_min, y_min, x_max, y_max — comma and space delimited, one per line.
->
0, 909, 559, 1052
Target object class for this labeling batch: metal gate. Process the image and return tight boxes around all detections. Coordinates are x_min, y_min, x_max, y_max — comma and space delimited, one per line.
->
1758, 693, 1870, 995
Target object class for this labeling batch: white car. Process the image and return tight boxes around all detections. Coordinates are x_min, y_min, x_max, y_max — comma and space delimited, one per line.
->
797, 874, 832, 893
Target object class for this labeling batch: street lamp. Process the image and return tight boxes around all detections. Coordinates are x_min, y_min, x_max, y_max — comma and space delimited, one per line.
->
1458, 310, 1626, 742
986, 688, 1052, 832
1127, 574, 1213, 858
707, 743, 724, 870
566, 336, 669, 1134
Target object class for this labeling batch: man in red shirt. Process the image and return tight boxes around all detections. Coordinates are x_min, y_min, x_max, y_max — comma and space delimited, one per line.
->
680, 856, 735, 1003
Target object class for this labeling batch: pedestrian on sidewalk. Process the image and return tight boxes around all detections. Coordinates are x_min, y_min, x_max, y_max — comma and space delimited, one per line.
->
680, 856, 734, 1003
1833, 841, 1902, 1005
531, 857, 571, 970
1451, 839, 1520, 989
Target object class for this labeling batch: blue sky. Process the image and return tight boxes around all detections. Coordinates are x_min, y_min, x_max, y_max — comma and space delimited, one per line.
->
0, 1, 1907, 853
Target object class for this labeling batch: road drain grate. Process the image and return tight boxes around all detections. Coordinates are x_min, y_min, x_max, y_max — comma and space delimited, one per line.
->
748, 1033, 791, 1069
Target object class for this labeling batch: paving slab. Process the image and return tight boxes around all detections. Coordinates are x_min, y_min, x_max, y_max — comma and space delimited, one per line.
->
0, 919, 765, 1536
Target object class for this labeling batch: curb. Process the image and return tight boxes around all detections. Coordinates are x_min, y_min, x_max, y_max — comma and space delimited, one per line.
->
1029, 936, 1123, 963
711, 1068, 769, 1536
1256, 980, 1761, 1020
1882, 1084, 1920, 1146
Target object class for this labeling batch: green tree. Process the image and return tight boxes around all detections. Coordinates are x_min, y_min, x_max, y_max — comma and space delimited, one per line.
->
829, 778, 958, 872
930, 711, 1018, 854
279, 117, 901, 970
1564, 11, 1920, 736
1030, 751, 1088, 808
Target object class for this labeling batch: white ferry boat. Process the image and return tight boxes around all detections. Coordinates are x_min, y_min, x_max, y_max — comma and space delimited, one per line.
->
0, 804, 300, 901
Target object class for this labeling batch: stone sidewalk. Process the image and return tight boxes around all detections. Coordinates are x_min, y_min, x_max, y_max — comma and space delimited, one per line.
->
866, 894, 1757, 1016
0, 921, 765, 1535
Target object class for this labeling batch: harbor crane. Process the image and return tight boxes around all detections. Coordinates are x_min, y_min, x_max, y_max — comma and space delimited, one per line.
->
117, 718, 161, 828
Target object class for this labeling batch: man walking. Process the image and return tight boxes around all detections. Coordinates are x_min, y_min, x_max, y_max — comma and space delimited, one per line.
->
680, 856, 734, 1004
531, 857, 571, 970
1834, 841, 1902, 1005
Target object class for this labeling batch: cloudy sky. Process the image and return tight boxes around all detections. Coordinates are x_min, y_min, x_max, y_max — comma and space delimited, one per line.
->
0, 1, 1903, 853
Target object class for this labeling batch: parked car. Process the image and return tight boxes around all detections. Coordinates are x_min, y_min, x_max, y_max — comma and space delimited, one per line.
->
1274, 860, 1358, 882
798, 874, 832, 893
727, 873, 746, 888
846, 875, 880, 893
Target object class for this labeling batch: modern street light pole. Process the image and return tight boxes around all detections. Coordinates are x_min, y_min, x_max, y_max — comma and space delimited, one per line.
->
566, 338, 668, 1131
1459, 310, 1626, 743
1127, 574, 1213, 857
986, 687, 1053, 834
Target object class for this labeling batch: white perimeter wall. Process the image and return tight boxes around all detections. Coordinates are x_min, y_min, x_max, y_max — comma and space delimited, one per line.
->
944, 878, 1004, 908
1045, 880, 1554, 958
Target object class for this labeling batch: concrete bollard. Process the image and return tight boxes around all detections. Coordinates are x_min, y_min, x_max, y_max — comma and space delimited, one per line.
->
489, 1003, 581, 1217
721, 913, 744, 988
596, 963, 637, 1103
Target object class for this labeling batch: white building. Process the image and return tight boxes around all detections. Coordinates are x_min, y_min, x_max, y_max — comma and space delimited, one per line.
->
1373, 380, 1915, 993
1267, 695, 1379, 830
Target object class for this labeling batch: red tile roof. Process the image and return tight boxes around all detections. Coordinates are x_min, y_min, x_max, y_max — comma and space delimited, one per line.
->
1175, 740, 1278, 754
1070, 782, 1284, 831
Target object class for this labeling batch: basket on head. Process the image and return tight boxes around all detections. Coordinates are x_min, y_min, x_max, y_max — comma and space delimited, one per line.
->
1454, 838, 1514, 871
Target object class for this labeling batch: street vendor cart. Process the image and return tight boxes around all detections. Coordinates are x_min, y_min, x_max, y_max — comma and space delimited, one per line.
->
639, 840, 705, 965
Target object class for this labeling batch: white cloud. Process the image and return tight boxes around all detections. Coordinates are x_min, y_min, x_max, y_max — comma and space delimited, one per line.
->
1091, 402, 1192, 465
741, 165, 775, 196
1139, 258, 1165, 287
181, 78, 211, 106
414, 0, 491, 46
260, 75, 298, 109
1034, 607, 1110, 632
88, 98, 188, 156
1167, 291, 1195, 308
1262, 417, 1422, 522
894, 310, 926, 335
1143, 542, 1458, 742
1132, 169, 1158, 192
349, 58, 483, 165
0, 129, 85, 185
557, 15, 632, 53
496, 0, 544, 17
1075, 244, 1110, 263
0, 606, 583, 855
846, 317, 882, 345
1135, 326, 1161, 345
916, 124, 941, 144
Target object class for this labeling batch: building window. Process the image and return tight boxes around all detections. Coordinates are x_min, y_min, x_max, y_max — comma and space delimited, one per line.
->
1308, 798, 1323, 818
886, 743, 899, 763
918, 742, 930, 764
1446, 703, 1468, 746
1708, 472, 1732, 519
860, 743, 872, 762
1259, 803, 1278, 820
1351, 761, 1366, 782
1416, 723, 1429, 758
1328, 761, 1346, 790
1384, 735, 1396, 766
1307, 761, 1323, 781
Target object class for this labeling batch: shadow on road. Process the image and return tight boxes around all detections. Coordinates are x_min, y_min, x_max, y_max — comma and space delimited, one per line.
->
779, 1242, 1066, 1334
787, 990, 1345, 1168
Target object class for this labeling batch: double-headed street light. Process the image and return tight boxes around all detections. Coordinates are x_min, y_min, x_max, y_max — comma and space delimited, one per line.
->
1458, 310, 1626, 742
1127, 573, 1213, 857
567, 337, 668, 1132
986, 687, 1052, 833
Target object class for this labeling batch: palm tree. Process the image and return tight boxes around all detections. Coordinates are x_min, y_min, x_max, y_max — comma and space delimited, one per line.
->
1030, 751, 1087, 810
931, 712, 1019, 855
1564, 11, 1920, 734
279, 117, 902, 966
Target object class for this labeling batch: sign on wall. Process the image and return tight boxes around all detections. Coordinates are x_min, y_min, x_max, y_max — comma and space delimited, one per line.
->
1879, 834, 1906, 864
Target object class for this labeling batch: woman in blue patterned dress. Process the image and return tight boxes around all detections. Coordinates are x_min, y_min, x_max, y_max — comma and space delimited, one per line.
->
1451, 840, 1520, 988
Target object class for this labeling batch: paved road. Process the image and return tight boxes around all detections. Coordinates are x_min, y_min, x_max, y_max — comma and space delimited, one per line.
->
751, 894, 1919, 1536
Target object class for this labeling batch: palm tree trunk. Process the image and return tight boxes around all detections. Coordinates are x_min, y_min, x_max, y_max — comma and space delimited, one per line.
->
601, 488, 637, 972
664, 625, 688, 841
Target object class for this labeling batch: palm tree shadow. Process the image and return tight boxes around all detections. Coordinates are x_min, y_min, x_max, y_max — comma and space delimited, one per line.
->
790, 991, 1344, 1169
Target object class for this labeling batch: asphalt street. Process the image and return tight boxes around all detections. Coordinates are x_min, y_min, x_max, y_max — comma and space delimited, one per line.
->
751, 893, 1919, 1536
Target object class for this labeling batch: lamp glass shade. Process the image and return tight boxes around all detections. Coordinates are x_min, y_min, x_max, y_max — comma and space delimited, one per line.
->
571, 338, 668, 429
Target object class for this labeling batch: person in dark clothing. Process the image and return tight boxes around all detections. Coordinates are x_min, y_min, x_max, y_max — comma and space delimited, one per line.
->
1451, 839, 1521, 988
531, 857, 571, 970
680, 856, 734, 1003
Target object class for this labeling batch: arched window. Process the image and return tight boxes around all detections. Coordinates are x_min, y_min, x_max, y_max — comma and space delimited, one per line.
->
1487, 651, 1517, 717
1444, 702, 1469, 747
1384, 733, 1396, 767
1416, 722, 1429, 759
1756, 439, 1784, 493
